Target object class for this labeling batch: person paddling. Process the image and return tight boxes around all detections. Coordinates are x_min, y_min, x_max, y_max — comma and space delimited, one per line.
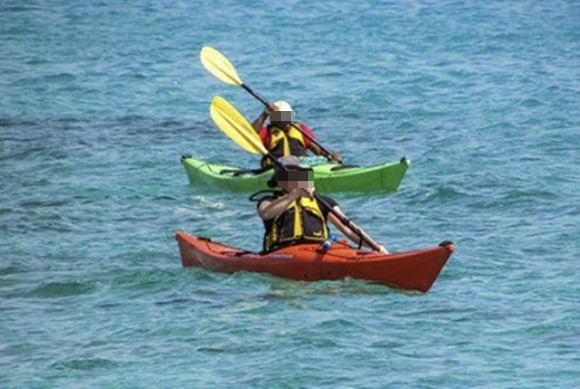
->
252, 101, 342, 168
254, 157, 387, 253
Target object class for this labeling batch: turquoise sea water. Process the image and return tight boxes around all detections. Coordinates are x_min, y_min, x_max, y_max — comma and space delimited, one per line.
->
1, 0, 579, 387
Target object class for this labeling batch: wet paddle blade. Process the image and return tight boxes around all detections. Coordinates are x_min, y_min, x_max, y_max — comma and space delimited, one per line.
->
200, 46, 243, 86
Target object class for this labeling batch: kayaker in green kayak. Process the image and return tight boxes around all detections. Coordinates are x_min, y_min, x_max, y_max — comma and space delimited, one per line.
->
252, 101, 343, 168
254, 157, 387, 253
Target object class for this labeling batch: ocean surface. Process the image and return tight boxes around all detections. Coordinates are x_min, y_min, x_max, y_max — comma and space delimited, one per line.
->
1, 0, 579, 387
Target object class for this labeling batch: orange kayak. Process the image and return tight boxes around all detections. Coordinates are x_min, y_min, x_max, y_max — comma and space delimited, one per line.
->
176, 231, 454, 292
175, 231, 454, 292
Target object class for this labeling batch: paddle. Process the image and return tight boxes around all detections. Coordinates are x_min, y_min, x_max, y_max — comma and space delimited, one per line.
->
201, 46, 345, 166
209, 96, 381, 251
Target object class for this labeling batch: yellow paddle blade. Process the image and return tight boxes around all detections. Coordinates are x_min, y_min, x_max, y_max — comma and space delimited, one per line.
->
210, 96, 268, 156
200, 46, 243, 86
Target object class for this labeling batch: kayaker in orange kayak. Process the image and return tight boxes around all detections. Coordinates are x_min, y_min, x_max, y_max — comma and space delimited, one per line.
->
254, 157, 387, 253
252, 101, 342, 167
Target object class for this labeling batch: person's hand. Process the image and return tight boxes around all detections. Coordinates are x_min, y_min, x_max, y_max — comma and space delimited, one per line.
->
290, 187, 315, 200
302, 187, 315, 199
330, 151, 343, 163
264, 102, 278, 116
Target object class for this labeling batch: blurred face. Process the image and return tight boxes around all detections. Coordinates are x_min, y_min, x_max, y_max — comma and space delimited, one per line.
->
270, 110, 294, 127
276, 169, 314, 190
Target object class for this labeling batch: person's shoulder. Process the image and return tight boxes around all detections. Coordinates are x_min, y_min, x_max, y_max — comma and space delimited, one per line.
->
298, 123, 315, 136
319, 194, 336, 201
257, 195, 275, 205
259, 126, 269, 135
256, 191, 282, 207
259, 127, 270, 145
318, 195, 338, 208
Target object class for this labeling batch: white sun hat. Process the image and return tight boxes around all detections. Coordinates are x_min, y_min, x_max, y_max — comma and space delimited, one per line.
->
274, 101, 294, 113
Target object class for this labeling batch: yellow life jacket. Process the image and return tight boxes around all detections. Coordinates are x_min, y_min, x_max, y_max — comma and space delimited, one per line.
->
261, 124, 308, 167
264, 193, 329, 252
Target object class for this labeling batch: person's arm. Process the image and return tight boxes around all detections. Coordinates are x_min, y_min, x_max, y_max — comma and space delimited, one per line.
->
306, 140, 342, 163
307, 142, 323, 155
252, 103, 278, 134
327, 206, 388, 253
258, 189, 313, 221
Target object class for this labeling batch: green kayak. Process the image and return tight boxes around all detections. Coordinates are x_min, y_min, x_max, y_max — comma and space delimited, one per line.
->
181, 155, 410, 193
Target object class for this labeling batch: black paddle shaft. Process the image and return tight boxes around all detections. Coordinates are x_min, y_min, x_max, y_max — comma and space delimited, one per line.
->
241, 84, 269, 106
241, 83, 343, 165
268, 154, 380, 251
